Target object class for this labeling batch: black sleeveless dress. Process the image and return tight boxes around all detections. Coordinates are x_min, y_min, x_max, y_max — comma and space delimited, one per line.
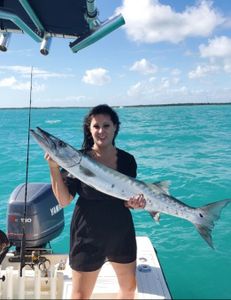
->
62, 148, 137, 272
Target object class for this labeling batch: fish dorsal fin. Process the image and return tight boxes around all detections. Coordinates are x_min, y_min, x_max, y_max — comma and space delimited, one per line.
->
148, 180, 170, 195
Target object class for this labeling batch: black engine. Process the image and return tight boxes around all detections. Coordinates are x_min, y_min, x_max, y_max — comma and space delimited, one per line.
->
7, 183, 64, 249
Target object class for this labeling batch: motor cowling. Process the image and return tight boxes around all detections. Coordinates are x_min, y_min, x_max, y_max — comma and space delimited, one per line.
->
7, 183, 64, 248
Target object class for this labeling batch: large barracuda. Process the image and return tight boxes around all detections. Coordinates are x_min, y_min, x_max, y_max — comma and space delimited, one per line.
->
31, 127, 231, 249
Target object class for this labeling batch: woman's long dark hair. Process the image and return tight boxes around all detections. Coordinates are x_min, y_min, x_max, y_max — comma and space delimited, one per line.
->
82, 104, 120, 150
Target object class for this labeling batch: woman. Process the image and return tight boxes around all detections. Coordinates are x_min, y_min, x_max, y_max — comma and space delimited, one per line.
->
45, 104, 145, 299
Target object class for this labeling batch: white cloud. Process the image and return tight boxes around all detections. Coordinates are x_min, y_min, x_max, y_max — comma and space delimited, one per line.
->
0, 65, 72, 79
126, 78, 231, 104
127, 82, 143, 97
0, 65, 71, 96
224, 60, 231, 73
188, 64, 220, 79
171, 68, 181, 76
172, 77, 180, 85
0, 76, 45, 91
199, 36, 231, 58
0, 76, 17, 87
117, 0, 224, 44
127, 74, 182, 100
149, 77, 156, 83
130, 58, 158, 75
82, 68, 111, 86
126, 77, 201, 104
26, 82, 45, 92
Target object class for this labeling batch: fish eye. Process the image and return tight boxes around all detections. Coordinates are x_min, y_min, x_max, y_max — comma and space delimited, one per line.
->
58, 141, 66, 147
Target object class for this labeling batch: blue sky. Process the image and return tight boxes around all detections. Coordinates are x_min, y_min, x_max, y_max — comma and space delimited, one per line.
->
0, 0, 231, 107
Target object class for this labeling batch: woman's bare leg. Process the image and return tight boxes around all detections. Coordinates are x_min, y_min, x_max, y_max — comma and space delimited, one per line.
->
111, 261, 137, 299
71, 268, 101, 299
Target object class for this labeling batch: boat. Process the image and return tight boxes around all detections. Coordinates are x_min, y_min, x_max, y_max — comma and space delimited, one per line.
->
0, 1, 171, 299
0, 183, 171, 299
0, 236, 171, 299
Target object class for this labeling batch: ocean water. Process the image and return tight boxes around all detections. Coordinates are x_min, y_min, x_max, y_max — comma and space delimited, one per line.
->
0, 104, 231, 299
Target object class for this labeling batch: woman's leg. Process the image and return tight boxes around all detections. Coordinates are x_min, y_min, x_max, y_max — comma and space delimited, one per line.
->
111, 260, 137, 299
71, 268, 101, 299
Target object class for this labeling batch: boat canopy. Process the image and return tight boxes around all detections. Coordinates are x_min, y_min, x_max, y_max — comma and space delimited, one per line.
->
0, 0, 125, 55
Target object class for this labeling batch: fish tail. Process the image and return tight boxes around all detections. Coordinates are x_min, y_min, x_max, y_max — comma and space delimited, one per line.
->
194, 198, 231, 249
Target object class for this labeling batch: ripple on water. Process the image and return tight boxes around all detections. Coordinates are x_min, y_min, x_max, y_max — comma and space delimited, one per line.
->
1, 106, 231, 299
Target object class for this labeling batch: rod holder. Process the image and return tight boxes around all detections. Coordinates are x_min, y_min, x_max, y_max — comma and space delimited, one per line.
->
70, 14, 125, 53
86, 0, 97, 18
0, 32, 12, 52
40, 36, 52, 55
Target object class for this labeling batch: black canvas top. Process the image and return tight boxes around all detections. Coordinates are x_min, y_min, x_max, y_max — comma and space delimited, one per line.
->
0, 0, 125, 54
0, 0, 90, 37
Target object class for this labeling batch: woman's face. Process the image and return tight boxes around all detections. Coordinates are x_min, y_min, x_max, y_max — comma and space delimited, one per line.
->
89, 114, 117, 148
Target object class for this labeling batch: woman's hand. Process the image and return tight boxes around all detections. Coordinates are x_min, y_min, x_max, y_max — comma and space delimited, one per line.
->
44, 152, 59, 169
125, 194, 146, 209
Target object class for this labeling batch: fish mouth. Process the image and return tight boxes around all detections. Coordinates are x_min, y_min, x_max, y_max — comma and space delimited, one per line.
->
30, 127, 57, 151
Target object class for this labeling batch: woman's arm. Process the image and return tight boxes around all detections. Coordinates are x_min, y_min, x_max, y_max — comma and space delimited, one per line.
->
45, 153, 73, 207
120, 151, 146, 209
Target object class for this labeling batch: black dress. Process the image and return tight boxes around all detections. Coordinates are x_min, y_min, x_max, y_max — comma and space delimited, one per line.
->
62, 148, 137, 272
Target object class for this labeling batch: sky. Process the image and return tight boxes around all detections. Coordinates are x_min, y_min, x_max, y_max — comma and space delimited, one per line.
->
0, 0, 231, 107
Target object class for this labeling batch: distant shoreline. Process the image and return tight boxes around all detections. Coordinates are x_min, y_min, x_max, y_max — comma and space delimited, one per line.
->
0, 102, 231, 110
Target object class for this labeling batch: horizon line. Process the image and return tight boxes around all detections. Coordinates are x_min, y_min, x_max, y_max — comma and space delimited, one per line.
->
0, 102, 231, 109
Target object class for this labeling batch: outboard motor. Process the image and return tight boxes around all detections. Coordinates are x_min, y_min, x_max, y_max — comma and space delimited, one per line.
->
7, 183, 64, 250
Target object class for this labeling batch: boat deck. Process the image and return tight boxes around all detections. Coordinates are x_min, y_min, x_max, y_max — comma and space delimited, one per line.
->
0, 236, 171, 299
63, 236, 171, 299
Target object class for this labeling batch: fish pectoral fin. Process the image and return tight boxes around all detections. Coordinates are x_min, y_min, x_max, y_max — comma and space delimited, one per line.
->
149, 211, 161, 223
148, 180, 170, 195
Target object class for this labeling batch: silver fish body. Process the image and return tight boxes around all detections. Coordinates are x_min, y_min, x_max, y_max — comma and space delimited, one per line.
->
30, 127, 231, 248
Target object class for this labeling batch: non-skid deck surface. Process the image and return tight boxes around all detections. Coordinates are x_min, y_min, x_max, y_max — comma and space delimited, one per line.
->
63, 236, 171, 299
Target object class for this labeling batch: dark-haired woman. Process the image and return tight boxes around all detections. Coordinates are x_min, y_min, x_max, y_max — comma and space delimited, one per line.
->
45, 104, 145, 299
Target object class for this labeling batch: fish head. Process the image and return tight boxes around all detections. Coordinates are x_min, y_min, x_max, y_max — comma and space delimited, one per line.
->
30, 127, 81, 168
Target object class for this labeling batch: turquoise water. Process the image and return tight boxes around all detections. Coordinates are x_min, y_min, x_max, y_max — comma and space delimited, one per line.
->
1, 105, 231, 299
